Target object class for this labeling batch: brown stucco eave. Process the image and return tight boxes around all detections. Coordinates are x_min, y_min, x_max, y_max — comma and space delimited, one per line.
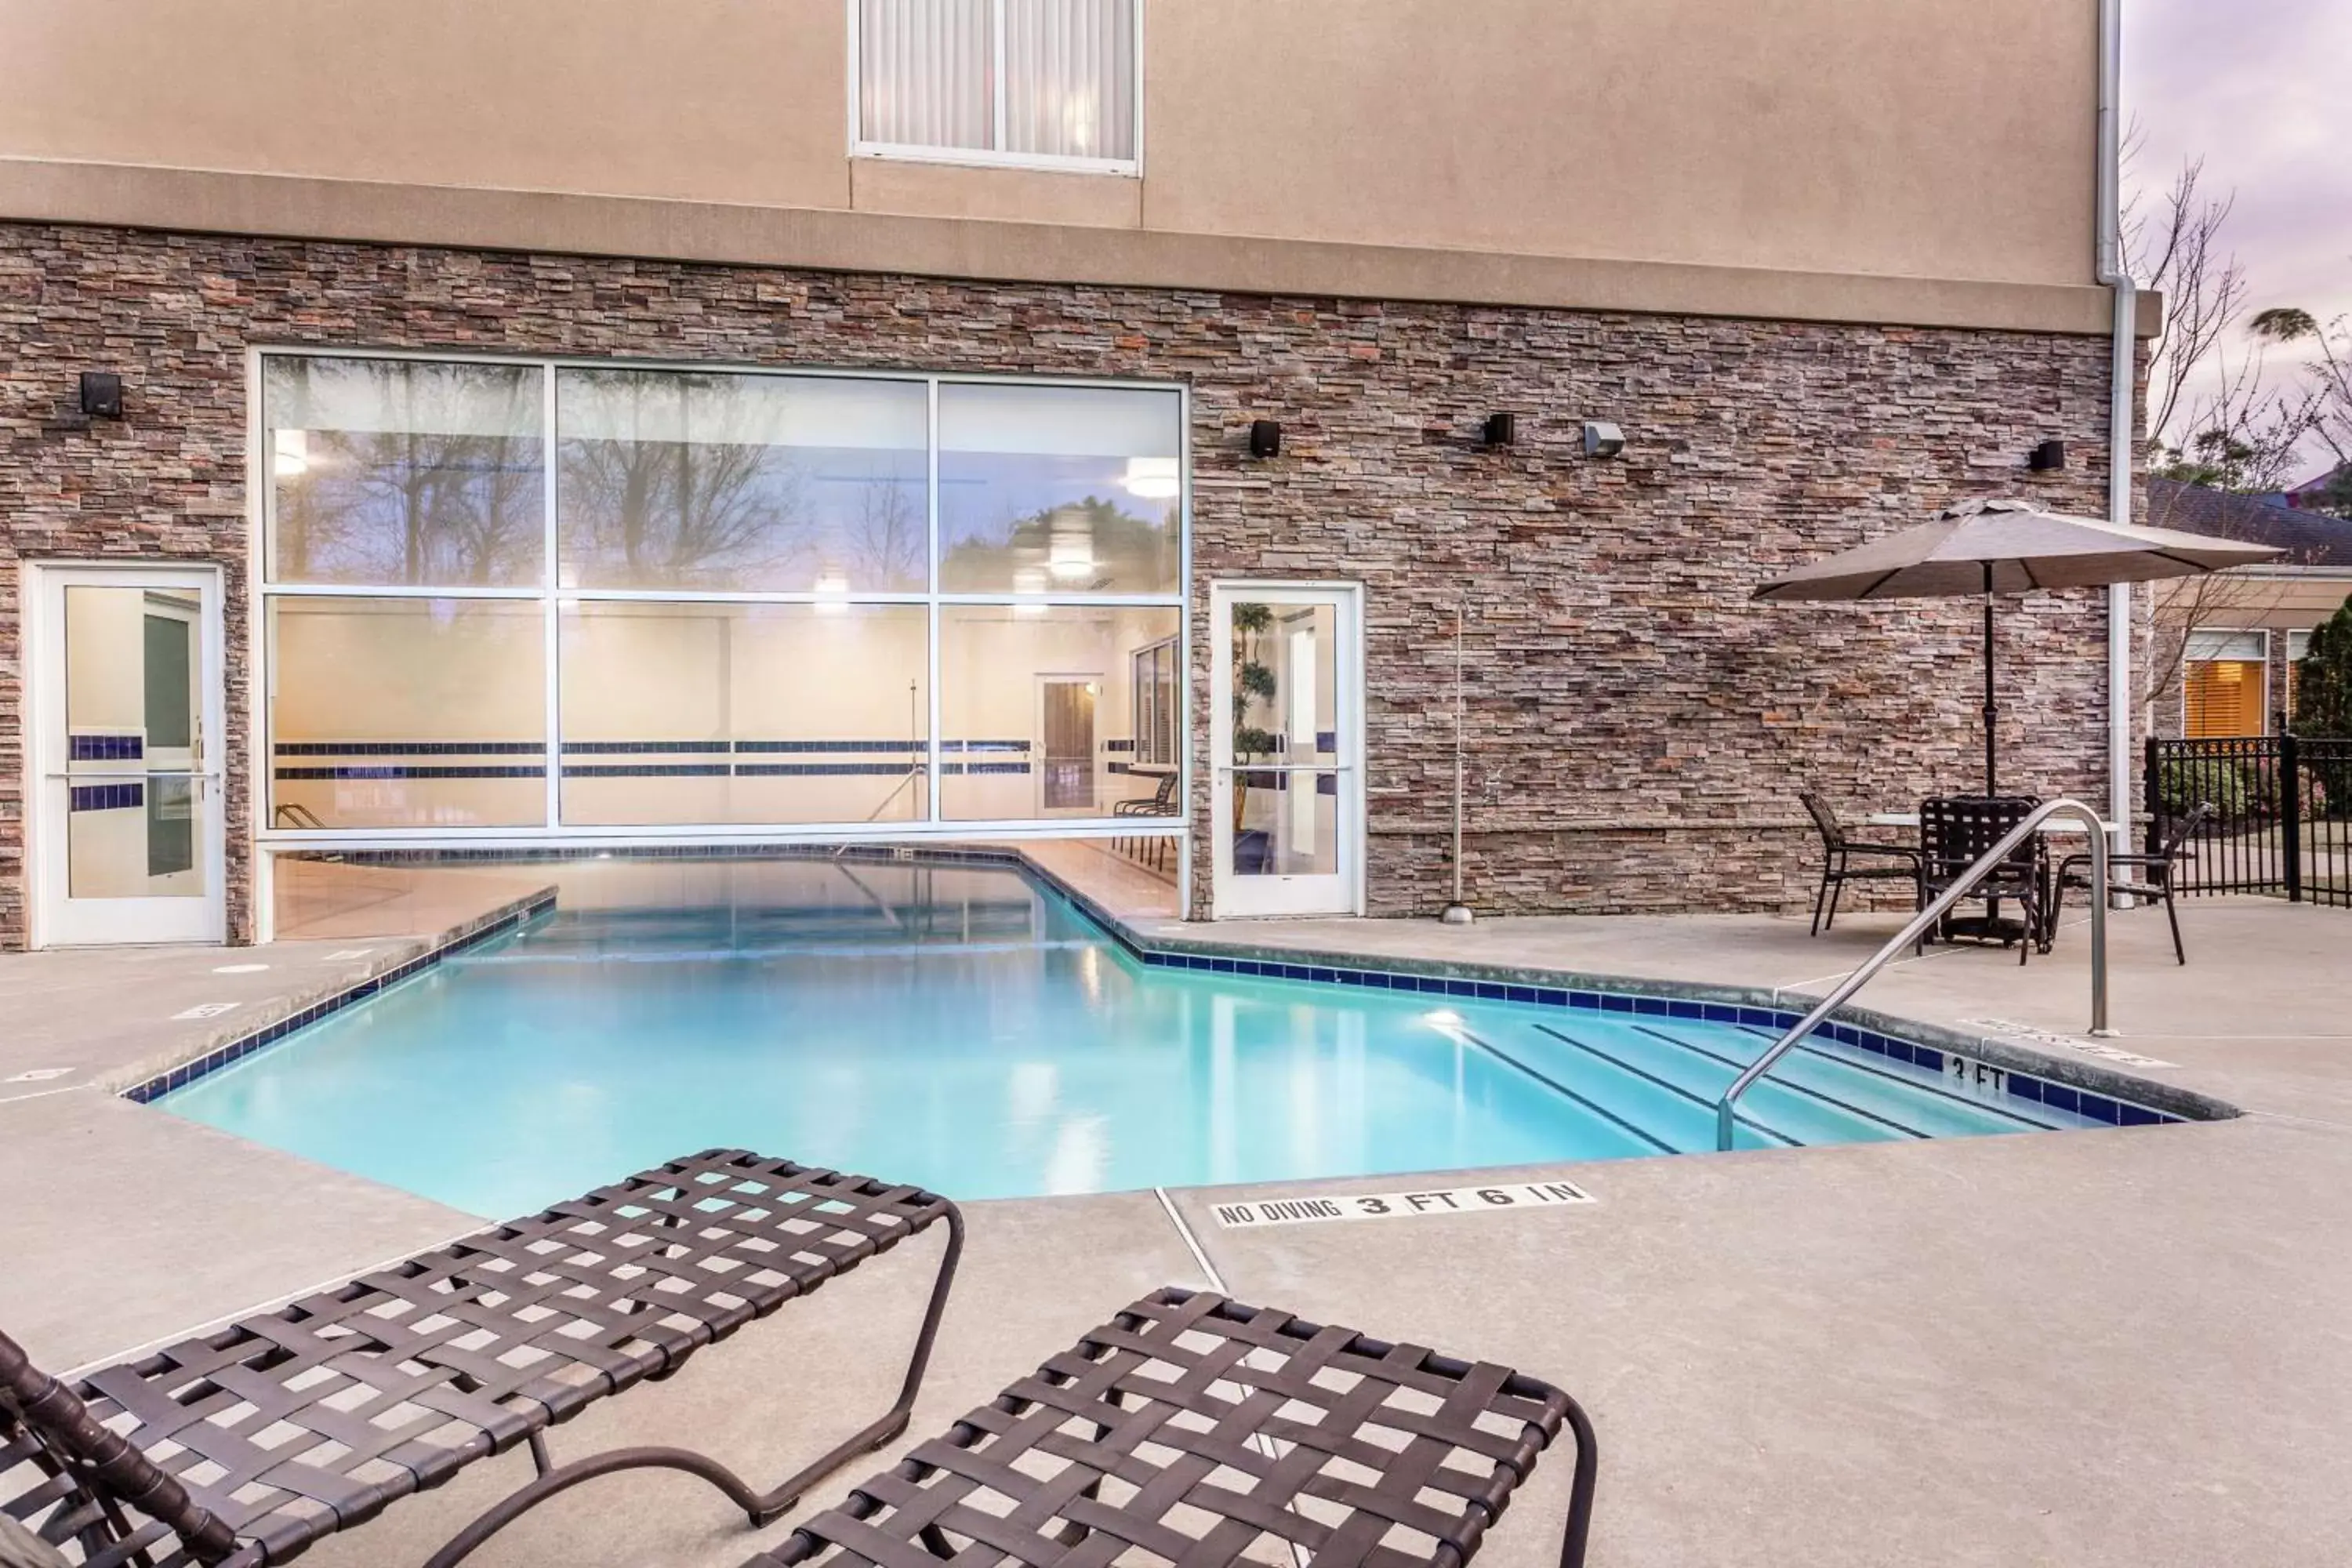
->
0, 157, 2163, 338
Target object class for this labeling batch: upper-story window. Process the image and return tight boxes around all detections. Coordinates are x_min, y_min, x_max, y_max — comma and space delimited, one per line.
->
853, 0, 1141, 175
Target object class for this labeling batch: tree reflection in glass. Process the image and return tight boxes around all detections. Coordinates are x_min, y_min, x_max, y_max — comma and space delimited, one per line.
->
938, 383, 1181, 595
264, 358, 545, 587
557, 368, 928, 592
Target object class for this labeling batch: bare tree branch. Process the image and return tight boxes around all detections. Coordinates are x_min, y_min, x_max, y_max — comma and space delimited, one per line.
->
2125, 155, 2318, 495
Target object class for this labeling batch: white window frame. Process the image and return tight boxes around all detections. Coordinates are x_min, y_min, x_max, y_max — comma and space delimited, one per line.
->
2180, 627, 2270, 738
2285, 629, 2314, 719
1131, 633, 1178, 767
245, 346, 1189, 857
846, 0, 1145, 177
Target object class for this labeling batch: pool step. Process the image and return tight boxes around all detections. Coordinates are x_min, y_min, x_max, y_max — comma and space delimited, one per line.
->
1710, 1024, 2064, 1137
1504, 1021, 1926, 1151
1486, 1013, 2063, 1152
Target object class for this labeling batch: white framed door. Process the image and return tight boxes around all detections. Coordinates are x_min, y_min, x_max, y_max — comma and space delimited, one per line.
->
1210, 582, 1364, 918
1034, 672, 1103, 813
27, 564, 228, 946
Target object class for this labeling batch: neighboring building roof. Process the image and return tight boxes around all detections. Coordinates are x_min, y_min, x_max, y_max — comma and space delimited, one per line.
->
2147, 477, 2352, 568
2283, 463, 2352, 511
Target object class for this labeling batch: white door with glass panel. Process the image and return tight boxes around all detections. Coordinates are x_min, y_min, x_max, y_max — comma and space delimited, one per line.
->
30, 565, 227, 946
1210, 584, 1363, 917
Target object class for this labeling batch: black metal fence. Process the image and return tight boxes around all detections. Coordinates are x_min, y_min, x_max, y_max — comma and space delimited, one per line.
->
2148, 735, 2352, 906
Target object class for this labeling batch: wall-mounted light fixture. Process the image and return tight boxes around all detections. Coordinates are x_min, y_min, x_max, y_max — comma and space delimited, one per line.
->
2028, 439, 2067, 472
79, 372, 123, 419
1582, 421, 1625, 459
1483, 413, 1517, 447
1248, 419, 1283, 459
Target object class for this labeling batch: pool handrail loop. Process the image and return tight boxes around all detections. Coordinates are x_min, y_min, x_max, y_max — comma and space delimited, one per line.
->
1714, 797, 2112, 1152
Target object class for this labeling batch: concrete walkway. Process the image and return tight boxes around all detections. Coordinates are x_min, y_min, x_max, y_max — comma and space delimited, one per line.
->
0, 869, 548, 1366
3, 870, 2348, 1565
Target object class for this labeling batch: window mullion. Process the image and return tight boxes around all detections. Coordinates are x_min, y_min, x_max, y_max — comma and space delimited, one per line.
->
927, 377, 945, 825
542, 363, 562, 829
992, 0, 1010, 154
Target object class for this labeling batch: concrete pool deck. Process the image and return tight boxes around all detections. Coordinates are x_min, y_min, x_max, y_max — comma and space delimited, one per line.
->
2, 862, 2348, 1565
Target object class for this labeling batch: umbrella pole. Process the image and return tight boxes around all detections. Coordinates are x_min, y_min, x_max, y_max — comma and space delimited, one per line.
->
1982, 563, 1998, 797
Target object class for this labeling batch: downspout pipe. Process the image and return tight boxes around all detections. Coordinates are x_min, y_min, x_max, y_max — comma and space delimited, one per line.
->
2097, 0, 2138, 855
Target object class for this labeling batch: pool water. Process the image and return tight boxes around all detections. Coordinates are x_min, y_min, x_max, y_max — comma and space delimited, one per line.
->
162, 860, 2114, 1215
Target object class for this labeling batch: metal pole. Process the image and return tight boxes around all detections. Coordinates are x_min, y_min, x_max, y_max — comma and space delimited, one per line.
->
1442, 597, 1473, 924
2283, 732, 2303, 903
1982, 562, 1998, 797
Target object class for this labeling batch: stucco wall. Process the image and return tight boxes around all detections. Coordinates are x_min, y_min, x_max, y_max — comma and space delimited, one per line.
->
0, 0, 2096, 294
0, 221, 2129, 946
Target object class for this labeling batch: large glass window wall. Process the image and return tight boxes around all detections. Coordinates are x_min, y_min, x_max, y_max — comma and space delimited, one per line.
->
260, 353, 1186, 836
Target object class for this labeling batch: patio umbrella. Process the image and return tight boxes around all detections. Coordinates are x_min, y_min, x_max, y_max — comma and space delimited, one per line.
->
1753, 498, 2283, 795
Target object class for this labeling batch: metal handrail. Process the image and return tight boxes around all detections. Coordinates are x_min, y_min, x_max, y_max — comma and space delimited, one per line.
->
1714, 797, 2113, 1152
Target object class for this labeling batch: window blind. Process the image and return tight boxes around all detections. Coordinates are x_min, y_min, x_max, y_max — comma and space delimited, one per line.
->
2184, 659, 2267, 738
858, 0, 993, 152
1004, 0, 1136, 161
858, 0, 1136, 164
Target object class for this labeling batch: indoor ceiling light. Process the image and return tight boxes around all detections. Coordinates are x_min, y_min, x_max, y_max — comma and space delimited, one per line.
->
1048, 521, 1097, 580
1123, 456, 1181, 500
273, 428, 309, 477
813, 572, 850, 615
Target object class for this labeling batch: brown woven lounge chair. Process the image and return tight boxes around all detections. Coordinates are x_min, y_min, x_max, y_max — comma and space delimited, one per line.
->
747, 1287, 1599, 1568
0, 1150, 961, 1568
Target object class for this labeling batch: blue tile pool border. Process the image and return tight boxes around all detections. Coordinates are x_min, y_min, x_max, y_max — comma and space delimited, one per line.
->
1002, 850, 2200, 1134
139, 844, 2212, 1132
120, 891, 557, 1106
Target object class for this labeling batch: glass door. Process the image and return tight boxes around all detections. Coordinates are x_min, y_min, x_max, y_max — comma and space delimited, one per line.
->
1210, 583, 1363, 917
31, 565, 227, 946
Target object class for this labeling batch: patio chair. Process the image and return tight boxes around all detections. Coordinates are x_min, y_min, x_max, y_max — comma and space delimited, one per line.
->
744, 1286, 1600, 1568
2052, 800, 2214, 966
1919, 795, 2051, 964
1111, 771, 1179, 872
0, 1150, 962, 1568
1798, 790, 1922, 935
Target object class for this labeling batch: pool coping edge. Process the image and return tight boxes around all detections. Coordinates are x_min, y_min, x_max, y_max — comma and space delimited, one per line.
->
1000, 849, 2242, 1130
116, 887, 559, 1104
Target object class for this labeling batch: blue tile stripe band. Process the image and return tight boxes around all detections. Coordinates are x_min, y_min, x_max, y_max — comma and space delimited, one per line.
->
70, 782, 147, 812
71, 732, 147, 761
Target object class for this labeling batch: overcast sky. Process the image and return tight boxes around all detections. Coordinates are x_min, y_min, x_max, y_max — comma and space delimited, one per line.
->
2130, 0, 2349, 474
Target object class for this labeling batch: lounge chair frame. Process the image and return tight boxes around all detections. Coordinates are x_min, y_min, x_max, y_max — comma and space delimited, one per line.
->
748, 1287, 1599, 1568
0, 1151, 961, 1568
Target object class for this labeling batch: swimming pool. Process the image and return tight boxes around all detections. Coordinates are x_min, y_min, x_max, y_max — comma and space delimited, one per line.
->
162, 859, 2145, 1214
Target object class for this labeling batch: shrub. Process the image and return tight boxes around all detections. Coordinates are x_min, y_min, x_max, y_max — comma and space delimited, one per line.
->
2158, 757, 2251, 822
2294, 594, 2352, 741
